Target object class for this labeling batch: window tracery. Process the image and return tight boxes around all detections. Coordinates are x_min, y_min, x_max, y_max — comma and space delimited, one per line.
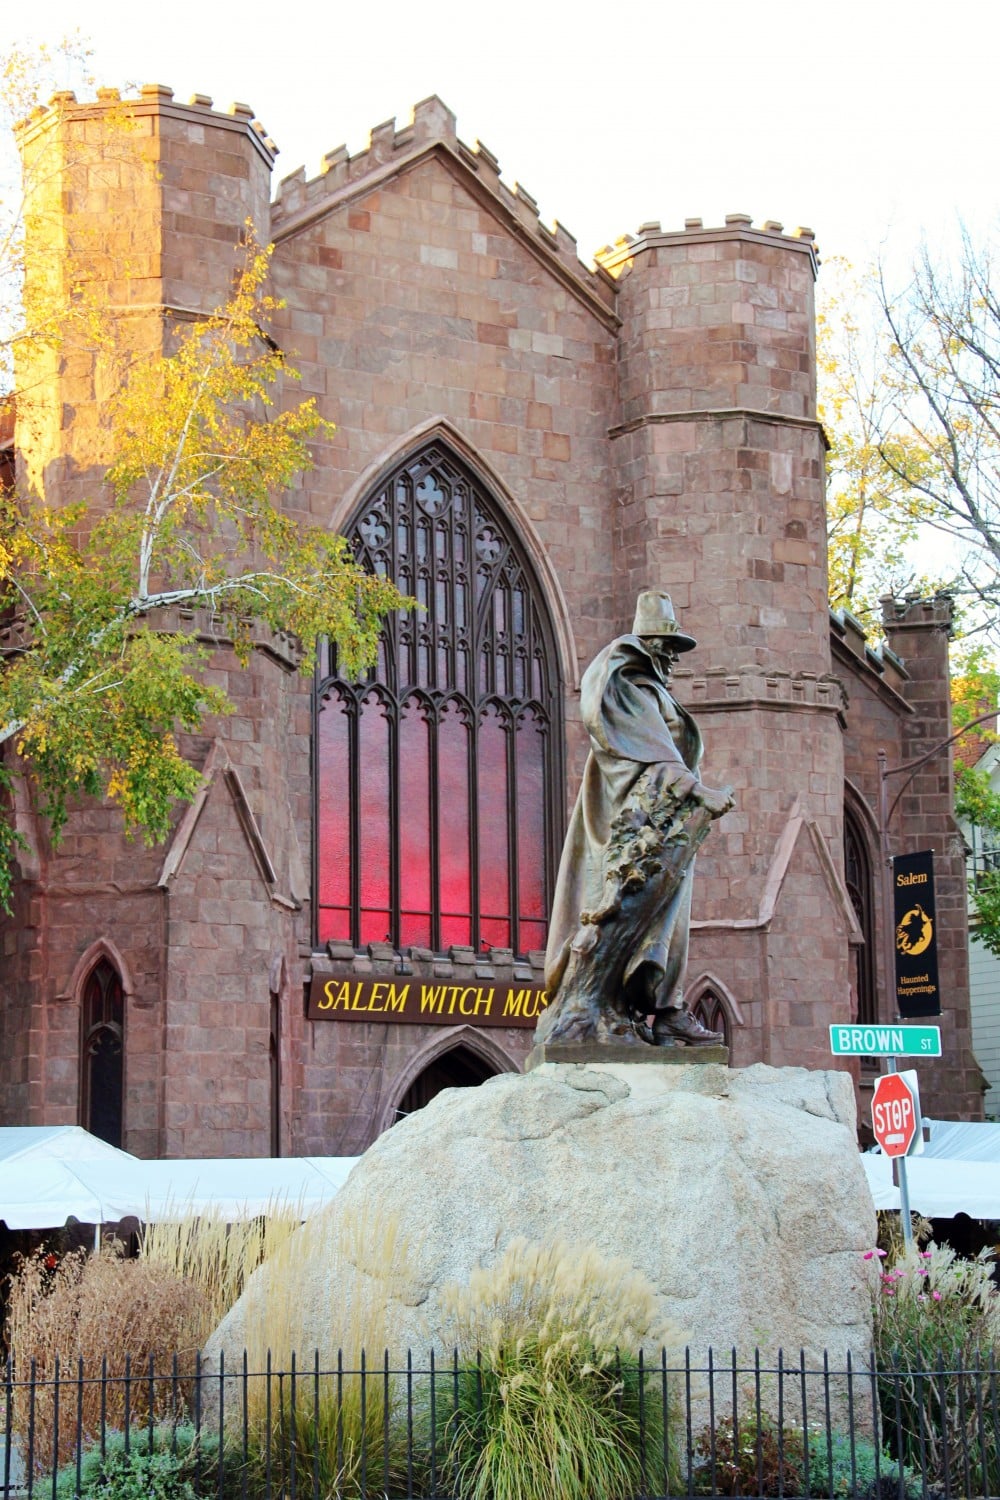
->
316, 443, 562, 956
689, 989, 731, 1048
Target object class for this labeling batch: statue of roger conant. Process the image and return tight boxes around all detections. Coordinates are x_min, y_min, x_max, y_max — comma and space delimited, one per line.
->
536, 590, 735, 1048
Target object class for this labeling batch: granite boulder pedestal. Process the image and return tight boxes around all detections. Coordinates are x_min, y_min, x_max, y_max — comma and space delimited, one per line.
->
207, 1055, 876, 1372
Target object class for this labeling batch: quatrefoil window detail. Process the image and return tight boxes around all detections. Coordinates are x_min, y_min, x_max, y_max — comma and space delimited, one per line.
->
415, 475, 448, 515
359, 513, 388, 548
475, 529, 502, 564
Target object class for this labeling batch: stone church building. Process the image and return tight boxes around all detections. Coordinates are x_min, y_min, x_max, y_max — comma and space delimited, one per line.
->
0, 87, 985, 1159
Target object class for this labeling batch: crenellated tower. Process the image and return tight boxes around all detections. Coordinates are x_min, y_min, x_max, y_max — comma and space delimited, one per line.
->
604, 216, 854, 1070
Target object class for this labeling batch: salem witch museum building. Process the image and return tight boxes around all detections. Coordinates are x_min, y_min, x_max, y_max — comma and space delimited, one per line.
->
0, 87, 985, 1158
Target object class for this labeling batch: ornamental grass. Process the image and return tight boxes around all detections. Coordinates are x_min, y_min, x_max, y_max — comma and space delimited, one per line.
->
434, 1236, 686, 1500
232, 1200, 413, 1500
139, 1202, 303, 1341
4, 1245, 206, 1472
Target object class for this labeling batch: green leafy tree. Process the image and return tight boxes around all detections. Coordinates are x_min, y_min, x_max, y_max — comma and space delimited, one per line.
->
952, 648, 1000, 955
0, 231, 406, 910
818, 258, 943, 629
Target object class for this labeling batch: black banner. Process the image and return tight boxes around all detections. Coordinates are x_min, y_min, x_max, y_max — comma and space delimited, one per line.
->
892, 849, 941, 1018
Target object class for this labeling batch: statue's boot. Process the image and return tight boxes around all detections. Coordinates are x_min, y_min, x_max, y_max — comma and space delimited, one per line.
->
650, 1008, 724, 1047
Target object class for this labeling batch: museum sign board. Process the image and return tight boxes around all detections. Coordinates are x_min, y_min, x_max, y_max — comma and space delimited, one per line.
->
307, 975, 548, 1029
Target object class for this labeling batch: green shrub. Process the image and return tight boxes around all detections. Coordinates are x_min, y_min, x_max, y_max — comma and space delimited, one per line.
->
48, 1424, 222, 1500
805, 1426, 921, 1498
433, 1237, 685, 1500
694, 1418, 922, 1499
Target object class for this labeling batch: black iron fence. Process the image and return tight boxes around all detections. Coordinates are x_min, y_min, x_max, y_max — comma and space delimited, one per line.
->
2, 1348, 998, 1499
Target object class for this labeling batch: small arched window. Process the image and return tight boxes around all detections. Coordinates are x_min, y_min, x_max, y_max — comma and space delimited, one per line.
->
80, 958, 124, 1147
690, 990, 731, 1048
316, 442, 563, 956
844, 803, 877, 1030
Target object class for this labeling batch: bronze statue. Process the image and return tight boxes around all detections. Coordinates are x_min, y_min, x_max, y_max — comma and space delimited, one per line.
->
537, 591, 734, 1048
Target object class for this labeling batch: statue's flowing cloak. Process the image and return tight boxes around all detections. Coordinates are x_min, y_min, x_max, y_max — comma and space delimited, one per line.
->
544, 634, 703, 1004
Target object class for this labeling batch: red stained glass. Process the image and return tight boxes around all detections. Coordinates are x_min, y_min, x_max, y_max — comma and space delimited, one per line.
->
317, 693, 351, 942
517, 710, 546, 930
519, 920, 547, 953
478, 703, 510, 949
438, 700, 471, 947
359, 692, 391, 941
399, 696, 432, 947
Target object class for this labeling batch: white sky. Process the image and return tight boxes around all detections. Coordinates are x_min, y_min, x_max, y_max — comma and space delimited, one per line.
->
12, 0, 1000, 277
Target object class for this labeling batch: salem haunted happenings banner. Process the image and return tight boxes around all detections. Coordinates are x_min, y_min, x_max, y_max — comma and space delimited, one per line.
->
892, 849, 941, 1018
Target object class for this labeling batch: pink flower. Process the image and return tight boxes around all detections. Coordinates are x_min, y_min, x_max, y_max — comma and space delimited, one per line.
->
932, 1291, 942, 1301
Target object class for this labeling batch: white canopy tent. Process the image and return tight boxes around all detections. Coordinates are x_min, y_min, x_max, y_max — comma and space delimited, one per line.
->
0, 1126, 139, 1229
862, 1117, 1000, 1219
0, 1128, 358, 1231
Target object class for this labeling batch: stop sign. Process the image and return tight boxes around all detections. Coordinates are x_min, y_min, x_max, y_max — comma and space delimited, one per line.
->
872, 1071, 921, 1158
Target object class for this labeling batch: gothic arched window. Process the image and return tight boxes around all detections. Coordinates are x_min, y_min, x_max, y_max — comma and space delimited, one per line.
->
316, 443, 563, 957
844, 803, 877, 1030
80, 958, 124, 1147
690, 990, 731, 1048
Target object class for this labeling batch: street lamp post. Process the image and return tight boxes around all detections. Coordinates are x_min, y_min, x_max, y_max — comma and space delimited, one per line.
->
876, 707, 996, 1250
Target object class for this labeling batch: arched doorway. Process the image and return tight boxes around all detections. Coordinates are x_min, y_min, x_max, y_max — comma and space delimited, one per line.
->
394, 1044, 497, 1121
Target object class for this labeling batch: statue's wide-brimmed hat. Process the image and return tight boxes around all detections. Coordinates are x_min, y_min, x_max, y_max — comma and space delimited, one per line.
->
632, 589, 698, 651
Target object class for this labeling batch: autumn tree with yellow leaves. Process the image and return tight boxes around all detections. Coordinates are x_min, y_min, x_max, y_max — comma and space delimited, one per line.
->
0, 47, 405, 908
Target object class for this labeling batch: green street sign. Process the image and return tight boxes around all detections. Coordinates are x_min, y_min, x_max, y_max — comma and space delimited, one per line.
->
829, 1024, 941, 1058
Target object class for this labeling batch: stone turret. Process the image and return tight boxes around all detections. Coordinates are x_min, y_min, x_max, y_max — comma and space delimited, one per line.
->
15, 86, 276, 508
606, 217, 851, 1071
9, 90, 298, 1158
882, 594, 983, 1117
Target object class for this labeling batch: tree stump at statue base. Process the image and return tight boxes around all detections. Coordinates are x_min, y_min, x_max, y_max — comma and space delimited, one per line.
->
537, 794, 718, 1047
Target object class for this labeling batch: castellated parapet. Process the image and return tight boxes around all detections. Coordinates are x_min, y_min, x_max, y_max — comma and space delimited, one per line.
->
269, 94, 617, 326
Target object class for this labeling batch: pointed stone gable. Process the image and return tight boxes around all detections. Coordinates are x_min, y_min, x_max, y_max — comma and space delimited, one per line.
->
270, 96, 617, 328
